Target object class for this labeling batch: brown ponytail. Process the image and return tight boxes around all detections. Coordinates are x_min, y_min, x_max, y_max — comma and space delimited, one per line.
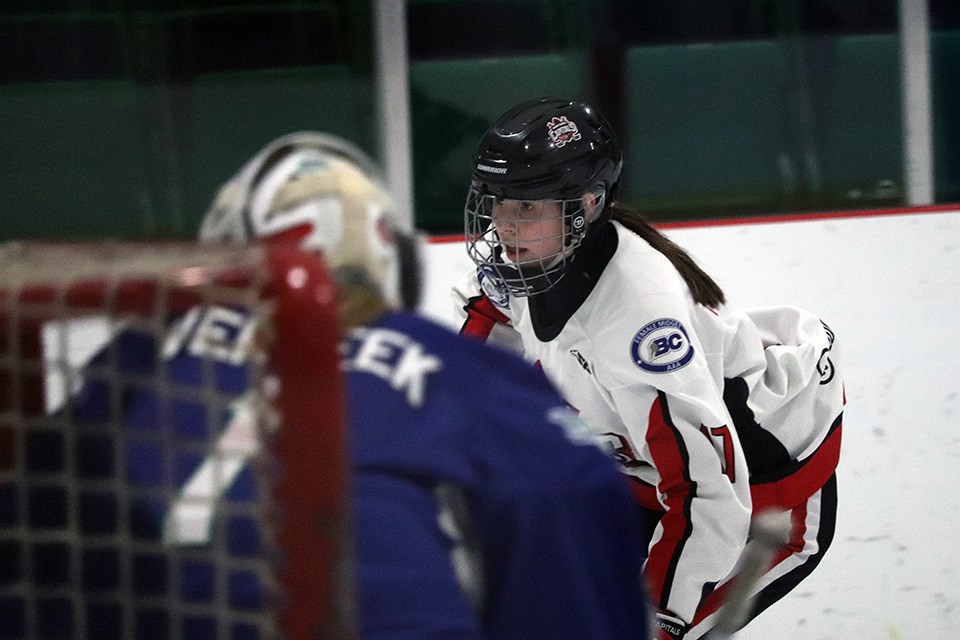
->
608, 204, 726, 308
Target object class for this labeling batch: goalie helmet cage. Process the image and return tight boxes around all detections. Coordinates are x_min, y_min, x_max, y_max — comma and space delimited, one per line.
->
0, 242, 352, 640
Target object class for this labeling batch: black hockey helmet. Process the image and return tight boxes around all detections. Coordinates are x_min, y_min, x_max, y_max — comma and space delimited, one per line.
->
464, 98, 623, 297
470, 97, 623, 202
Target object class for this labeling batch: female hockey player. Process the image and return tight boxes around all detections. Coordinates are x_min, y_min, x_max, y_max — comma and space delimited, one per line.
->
455, 98, 845, 640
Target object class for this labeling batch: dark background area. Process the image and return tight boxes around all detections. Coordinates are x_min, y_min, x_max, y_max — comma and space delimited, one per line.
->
1, 0, 958, 238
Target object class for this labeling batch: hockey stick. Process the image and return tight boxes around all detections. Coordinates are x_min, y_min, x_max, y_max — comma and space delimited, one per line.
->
706, 510, 792, 640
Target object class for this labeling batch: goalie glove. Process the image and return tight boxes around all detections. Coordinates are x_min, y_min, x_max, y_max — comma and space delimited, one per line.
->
653, 609, 688, 640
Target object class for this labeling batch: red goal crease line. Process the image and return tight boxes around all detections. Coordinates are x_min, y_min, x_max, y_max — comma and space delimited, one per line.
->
427, 203, 960, 244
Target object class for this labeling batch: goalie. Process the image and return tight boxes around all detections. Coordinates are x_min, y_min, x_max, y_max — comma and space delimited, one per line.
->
198, 131, 652, 638
6, 132, 651, 639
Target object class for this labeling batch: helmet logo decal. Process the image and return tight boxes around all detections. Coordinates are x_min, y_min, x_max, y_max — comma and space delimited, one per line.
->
546, 116, 581, 148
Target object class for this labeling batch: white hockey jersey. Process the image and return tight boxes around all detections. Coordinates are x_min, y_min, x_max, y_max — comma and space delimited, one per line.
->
454, 220, 845, 626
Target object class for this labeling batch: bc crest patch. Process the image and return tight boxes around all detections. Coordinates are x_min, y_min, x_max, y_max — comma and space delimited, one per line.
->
630, 318, 694, 373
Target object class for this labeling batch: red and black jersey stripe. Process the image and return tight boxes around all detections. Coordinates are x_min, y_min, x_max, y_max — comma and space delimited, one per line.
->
644, 391, 697, 611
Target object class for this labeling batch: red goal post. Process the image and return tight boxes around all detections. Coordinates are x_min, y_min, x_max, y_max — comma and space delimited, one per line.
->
0, 242, 352, 639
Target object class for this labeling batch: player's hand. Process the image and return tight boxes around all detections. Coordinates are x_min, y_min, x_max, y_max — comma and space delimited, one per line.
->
653, 609, 688, 640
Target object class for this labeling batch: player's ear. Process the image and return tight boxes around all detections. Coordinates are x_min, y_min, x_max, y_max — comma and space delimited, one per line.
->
582, 186, 606, 221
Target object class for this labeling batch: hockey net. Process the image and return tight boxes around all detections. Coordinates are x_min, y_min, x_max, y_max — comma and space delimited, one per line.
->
0, 242, 351, 640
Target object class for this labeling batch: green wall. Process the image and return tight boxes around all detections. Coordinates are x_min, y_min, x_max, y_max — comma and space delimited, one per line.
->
0, 3, 958, 239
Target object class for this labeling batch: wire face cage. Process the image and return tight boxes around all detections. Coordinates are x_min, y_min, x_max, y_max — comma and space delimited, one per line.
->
464, 186, 604, 297
0, 242, 351, 640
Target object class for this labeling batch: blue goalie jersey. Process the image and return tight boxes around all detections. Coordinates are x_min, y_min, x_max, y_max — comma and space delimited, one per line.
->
347, 312, 649, 640
1, 309, 649, 640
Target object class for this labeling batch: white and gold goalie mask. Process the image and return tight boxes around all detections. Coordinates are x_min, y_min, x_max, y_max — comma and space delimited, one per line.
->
199, 132, 419, 325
